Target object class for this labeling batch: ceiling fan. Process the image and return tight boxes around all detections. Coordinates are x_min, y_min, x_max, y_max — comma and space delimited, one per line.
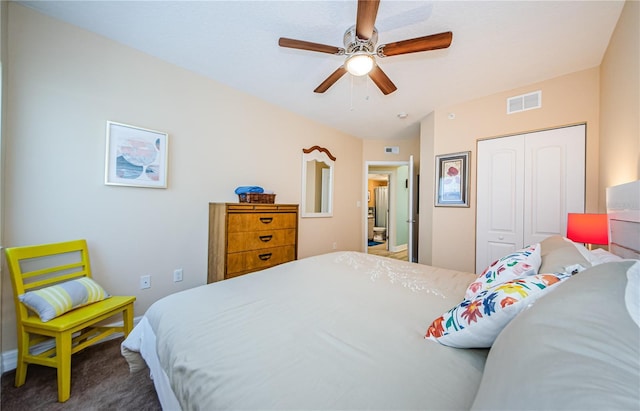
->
278, 0, 453, 95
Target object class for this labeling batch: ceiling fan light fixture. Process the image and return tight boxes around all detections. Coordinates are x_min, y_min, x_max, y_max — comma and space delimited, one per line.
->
345, 53, 374, 76
278, 1, 453, 95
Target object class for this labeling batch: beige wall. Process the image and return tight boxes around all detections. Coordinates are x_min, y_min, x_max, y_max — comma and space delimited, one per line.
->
0, 0, 7, 375
599, 0, 639, 206
419, 113, 436, 265
1, 4, 363, 351
420, 67, 601, 271
362, 136, 420, 168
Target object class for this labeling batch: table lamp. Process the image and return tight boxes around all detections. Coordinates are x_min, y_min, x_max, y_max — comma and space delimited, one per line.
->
566, 213, 609, 250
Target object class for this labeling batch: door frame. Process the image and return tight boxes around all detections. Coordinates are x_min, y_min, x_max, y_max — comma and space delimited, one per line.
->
370, 172, 391, 251
364, 158, 416, 262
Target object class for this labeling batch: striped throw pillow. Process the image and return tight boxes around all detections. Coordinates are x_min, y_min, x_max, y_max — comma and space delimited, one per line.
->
19, 277, 110, 322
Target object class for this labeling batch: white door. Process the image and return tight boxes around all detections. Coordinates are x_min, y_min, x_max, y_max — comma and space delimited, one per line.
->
476, 136, 525, 273
523, 125, 585, 246
476, 124, 586, 273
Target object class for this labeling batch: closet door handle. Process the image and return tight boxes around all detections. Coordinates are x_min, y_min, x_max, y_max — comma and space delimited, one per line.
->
259, 217, 273, 224
259, 235, 273, 243
258, 253, 272, 261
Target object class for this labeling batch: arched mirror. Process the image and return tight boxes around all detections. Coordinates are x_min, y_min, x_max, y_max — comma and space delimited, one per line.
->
301, 146, 336, 218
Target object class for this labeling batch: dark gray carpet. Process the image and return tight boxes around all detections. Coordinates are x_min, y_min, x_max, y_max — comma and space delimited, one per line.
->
1, 338, 161, 410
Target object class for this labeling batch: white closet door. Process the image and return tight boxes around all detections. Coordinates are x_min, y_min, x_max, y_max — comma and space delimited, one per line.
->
476, 124, 585, 274
523, 125, 585, 246
476, 137, 525, 273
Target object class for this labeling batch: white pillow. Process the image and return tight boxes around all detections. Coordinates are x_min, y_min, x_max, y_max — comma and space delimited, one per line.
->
572, 240, 624, 266
426, 272, 571, 348
626, 261, 640, 327
590, 248, 624, 264
465, 244, 541, 300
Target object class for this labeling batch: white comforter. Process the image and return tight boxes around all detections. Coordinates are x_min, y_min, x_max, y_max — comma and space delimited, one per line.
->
124, 252, 487, 410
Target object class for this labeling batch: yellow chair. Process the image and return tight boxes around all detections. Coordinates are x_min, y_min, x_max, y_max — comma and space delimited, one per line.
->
5, 239, 135, 402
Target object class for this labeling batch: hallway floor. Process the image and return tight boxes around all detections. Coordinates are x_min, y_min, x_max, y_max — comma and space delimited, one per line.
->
367, 241, 408, 261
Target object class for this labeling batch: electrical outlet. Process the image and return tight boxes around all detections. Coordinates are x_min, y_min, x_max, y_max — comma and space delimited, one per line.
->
140, 275, 151, 289
173, 268, 183, 282
332, 242, 337, 250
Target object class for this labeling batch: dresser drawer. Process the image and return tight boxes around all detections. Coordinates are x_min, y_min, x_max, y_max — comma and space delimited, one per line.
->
227, 229, 296, 253
227, 213, 297, 233
226, 245, 296, 278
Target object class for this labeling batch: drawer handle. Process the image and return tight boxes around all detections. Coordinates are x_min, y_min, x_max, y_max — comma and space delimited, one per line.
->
258, 253, 272, 261
259, 235, 273, 242
259, 217, 273, 224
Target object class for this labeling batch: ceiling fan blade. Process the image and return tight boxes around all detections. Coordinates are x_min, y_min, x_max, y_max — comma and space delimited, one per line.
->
314, 66, 348, 93
368, 65, 397, 95
356, 0, 380, 40
377, 31, 453, 57
278, 38, 344, 55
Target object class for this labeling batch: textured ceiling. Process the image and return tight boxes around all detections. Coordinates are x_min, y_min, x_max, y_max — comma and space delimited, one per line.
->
20, 1, 624, 140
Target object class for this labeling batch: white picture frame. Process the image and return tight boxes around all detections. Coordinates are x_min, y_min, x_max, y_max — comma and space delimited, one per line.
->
104, 121, 168, 188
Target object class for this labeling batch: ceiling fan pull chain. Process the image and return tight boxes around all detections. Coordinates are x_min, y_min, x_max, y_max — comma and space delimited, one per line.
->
365, 76, 371, 101
350, 75, 355, 111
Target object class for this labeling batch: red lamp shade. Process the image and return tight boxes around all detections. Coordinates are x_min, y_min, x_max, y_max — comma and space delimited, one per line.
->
566, 213, 609, 245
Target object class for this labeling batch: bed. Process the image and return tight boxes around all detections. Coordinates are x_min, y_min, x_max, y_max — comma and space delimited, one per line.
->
122, 181, 640, 410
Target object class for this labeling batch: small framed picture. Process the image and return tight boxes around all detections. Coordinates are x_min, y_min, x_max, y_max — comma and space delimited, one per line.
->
435, 151, 470, 207
104, 121, 168, 188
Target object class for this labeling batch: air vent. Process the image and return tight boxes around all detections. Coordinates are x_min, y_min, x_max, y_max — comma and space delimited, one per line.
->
507, 91, 542, 114
384, 146, 399, 154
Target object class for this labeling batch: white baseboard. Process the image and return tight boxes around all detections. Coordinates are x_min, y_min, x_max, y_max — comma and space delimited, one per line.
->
1, 316, 143, 375
390, 243, 408, 253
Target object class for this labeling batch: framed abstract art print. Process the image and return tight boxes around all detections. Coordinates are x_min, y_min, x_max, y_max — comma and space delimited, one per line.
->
105, 121, 168, 188
435, 151, 470, 207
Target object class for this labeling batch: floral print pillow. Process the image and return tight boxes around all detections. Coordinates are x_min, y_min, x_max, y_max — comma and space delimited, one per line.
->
466, 244, 542, 300
425, 272, 570, 348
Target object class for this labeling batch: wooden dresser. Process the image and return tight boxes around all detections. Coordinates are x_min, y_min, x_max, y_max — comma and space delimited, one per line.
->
208, 203, 299, 282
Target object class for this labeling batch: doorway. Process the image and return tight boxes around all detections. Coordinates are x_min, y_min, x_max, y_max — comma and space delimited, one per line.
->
368, 173, 390, 252
365, 158, 416, 262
